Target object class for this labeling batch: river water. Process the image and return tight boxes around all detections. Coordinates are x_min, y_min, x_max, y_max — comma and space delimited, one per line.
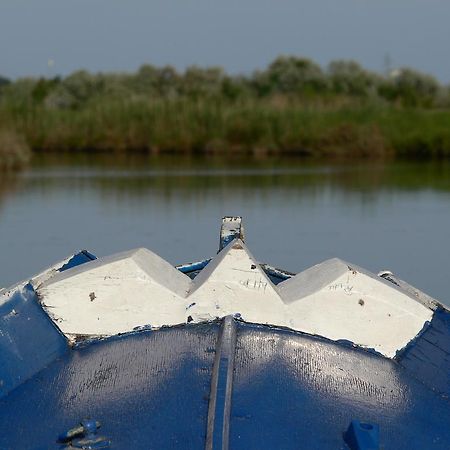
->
1, 154, 449, 305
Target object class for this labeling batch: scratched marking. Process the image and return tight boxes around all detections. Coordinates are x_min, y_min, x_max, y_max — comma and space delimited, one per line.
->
239, 279, 268, 292
327, 283, 354, 295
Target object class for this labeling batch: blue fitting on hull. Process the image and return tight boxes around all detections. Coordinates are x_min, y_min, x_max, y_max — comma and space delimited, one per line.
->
344, 420, 380, 450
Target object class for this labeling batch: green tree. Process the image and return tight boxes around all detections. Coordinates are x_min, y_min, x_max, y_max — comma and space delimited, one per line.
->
180, 66, 224, 98
258, 56, 327, 96
0, 75, 11, 100
327, 60, 381, 97
221, 75, 251, 101
131, 64, 160, 95
0, 76, 10, 88
0, 78, 38, 110
31, 77, 60, 104
380, 68, 440, 107
155, 65, 180, 98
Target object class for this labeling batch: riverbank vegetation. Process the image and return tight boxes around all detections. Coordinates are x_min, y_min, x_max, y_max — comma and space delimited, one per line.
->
1, 57, 450, 167
0, 129, 31, 170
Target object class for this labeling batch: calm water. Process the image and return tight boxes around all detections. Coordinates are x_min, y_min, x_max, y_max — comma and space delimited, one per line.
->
1, 155, 449, 305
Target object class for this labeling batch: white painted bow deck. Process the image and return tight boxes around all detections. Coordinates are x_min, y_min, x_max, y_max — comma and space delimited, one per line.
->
28, 217, 434, 358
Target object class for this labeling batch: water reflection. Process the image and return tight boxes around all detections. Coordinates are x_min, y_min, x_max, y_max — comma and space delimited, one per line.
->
19, 155, 450, 200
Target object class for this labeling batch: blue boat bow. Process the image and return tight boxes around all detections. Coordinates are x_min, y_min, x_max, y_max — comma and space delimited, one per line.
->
0, 217, 449, 449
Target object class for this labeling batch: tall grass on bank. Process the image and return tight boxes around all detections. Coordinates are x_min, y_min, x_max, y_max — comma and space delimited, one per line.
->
0, 129, 31, 170
1, 56, 450, 166
4, 98, 450, 158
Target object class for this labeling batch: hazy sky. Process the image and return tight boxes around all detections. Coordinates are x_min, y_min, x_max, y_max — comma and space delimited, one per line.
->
1, 0, 449, 82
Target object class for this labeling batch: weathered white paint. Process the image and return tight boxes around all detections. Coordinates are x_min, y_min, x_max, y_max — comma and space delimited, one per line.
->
39, 248, 191, 341
377, 270, 439, 310
278, 258, 433, 357
219, 216, 244, 249
188, 240, 285, 325
37, 240, 434, 357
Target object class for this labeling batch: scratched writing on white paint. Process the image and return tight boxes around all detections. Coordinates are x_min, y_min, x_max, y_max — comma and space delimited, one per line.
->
327, 283, 354, 295
240, 278, 268, 292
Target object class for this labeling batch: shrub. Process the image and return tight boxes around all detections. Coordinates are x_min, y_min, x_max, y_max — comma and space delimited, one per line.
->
180, 66, 225, 98
45, 71, 105, 109
380, 68, 440, 107
327, 60, 381, 97
256, 56, 328, 96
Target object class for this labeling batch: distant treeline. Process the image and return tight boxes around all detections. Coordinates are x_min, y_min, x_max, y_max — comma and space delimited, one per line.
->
1, 56, 450, 168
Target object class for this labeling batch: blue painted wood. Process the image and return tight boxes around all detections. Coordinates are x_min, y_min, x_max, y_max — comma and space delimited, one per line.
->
1, 319, 450, 448
229, 322, 450, 449
344, 420, 380, 450
397, 307, 450, 398
259, 264, 295, 284
0, 284, 68, 398
176, 259, 211, 274
206, 317, 237, 450
264, 270, 293, 285
58, 250, 97, 272
0, 324, 219, 449
176, 258, 291, 284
